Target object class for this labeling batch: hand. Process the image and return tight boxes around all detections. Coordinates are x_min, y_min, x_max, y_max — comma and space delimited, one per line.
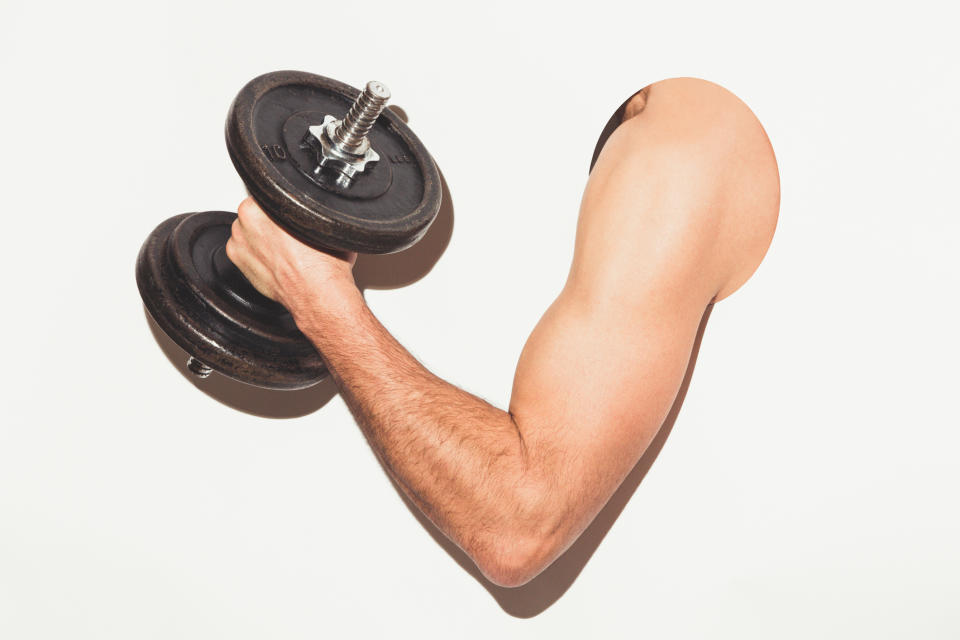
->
226, 197, 358, 313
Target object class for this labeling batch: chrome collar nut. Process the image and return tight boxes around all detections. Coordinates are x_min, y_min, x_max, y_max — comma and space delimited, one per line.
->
302, 80, 391, 180
306, 115, 380, 178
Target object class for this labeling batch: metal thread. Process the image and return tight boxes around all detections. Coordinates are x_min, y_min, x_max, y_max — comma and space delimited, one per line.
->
187, 357, 213, 378
334, 81, 391, 150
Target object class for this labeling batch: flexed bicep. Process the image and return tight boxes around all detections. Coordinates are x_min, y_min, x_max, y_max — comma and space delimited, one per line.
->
506, 77, 779, 560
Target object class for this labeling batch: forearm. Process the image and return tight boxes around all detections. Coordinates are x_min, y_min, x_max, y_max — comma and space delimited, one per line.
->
288, 284, 548, 583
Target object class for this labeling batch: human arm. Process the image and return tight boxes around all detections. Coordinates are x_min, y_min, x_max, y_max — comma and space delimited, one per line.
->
226, 78, 780, 587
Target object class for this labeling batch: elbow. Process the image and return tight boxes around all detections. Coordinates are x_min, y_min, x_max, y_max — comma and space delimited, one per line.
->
465, 462, 572, 587
469, 529, 563, 588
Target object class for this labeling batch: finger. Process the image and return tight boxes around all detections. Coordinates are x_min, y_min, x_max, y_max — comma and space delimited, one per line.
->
230, 218, 245, 242
225, 235, 245, 266
237, 197, 265, 229
226, 242, 278, 300
226, 236, 260, 275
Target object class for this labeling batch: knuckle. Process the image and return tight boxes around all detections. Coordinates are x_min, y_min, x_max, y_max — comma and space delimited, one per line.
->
237, 198, 256, 221
225, 237, 239, 261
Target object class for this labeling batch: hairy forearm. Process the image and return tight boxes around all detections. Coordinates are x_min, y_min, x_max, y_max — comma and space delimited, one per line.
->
288, 284, 551, 585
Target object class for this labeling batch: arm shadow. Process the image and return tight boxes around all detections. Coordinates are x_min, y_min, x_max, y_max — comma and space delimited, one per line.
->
140, 103, 455, 418
383, 303, 714, 617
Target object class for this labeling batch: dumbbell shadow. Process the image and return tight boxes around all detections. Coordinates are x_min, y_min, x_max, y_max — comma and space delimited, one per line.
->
353, 170, 454, 290
144, 312, 338, 419
142, 167, 454, 419
353, 105, 454, 290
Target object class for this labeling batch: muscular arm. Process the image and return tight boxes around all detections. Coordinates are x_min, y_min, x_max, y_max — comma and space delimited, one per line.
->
227, 78, 780, 587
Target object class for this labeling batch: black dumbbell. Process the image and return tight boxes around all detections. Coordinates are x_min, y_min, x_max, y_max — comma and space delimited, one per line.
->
136, 71, 442, 389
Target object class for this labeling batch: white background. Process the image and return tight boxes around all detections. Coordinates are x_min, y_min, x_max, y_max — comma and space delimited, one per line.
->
1, 1, 958, 637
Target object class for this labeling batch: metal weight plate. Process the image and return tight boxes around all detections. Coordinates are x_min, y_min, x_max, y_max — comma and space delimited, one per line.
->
226, 71, 442, 254
136, 211, 327, 390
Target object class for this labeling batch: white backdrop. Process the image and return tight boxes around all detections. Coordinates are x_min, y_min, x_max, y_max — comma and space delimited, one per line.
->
2, 1, 958, 637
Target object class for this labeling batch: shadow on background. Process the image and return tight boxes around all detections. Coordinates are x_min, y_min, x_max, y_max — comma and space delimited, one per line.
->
144, 310, 339, 419
354, 172, 454, 290
140, 103, 455, 417
385, 304, 714, 617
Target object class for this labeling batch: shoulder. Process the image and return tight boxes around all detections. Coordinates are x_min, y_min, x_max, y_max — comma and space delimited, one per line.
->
576, 77, 780, 304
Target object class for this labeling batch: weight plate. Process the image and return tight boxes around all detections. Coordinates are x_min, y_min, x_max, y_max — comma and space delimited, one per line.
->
226, 70, 442, 254
136, 211, 327, 390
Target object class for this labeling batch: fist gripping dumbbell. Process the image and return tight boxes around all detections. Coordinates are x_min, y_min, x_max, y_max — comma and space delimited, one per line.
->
136, 71, 441, 389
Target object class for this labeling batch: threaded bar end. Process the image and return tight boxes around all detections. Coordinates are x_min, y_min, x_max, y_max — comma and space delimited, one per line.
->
187, 357, 212, 378
334, 81, 390, 150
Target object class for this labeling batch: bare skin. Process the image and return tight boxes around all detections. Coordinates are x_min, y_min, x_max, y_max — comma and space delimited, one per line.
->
226, 78, 780, 587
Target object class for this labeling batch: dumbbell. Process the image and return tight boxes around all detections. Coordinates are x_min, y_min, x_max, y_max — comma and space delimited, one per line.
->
136, 71, 442, 390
